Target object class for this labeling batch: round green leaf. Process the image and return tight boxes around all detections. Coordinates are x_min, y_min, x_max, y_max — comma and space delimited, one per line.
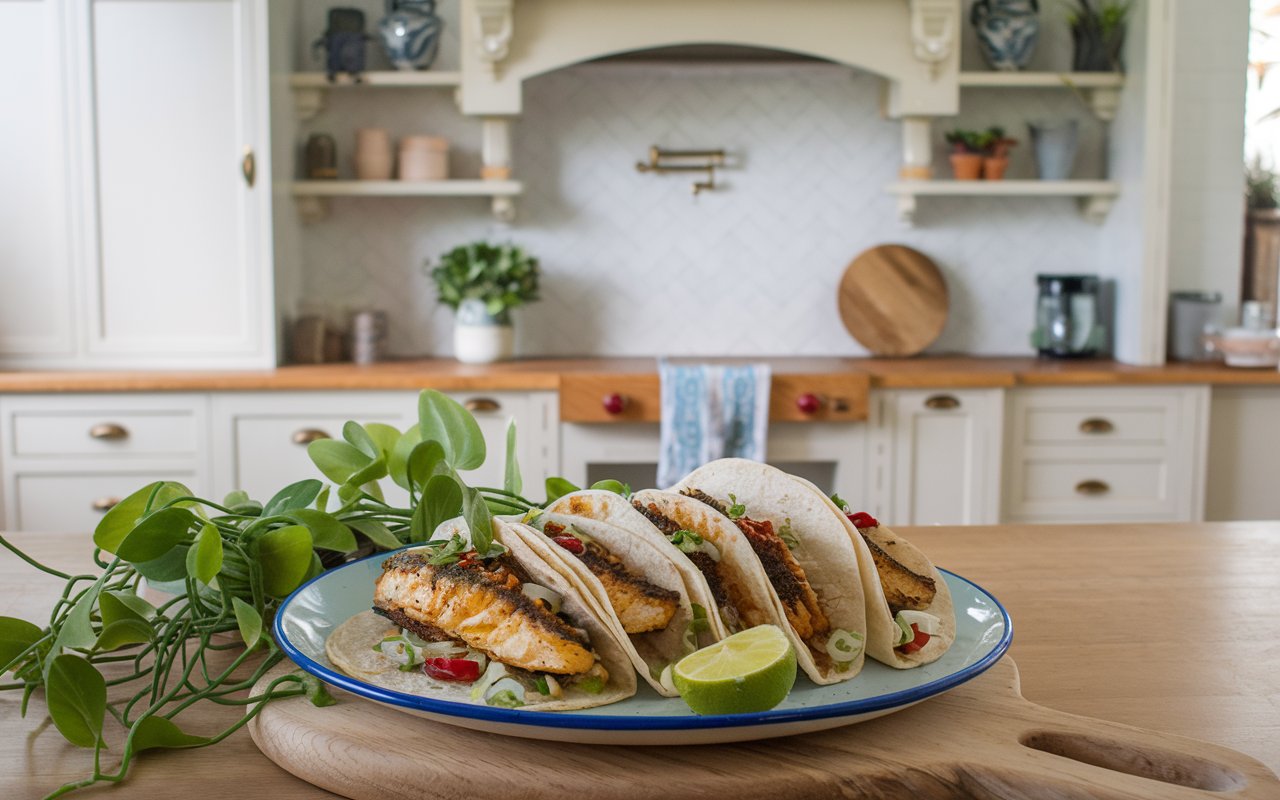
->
95, 618, 153, 652
503, 419, 522, 496
388, 424, 423, 490
288, 508, 357, 552
363, 423, 402, 461
185, 523, 224, 584
419, 390, 486, 471
254, 525, 314, 597
343, 421, 380, 459
231, 597, 262, 649
262, 479, 323, 518
98, 591, 151, 628
133, 545, 191, 583
131, 715, 211, 752
0, 617, 44, 673
115, 507, 198, 563
413, 474, 463, 542
544, 477, 580, 504
308, 439, 372, 484
94, 481, 193, 554
347, 519, 402, 550
45, 655, 106, 748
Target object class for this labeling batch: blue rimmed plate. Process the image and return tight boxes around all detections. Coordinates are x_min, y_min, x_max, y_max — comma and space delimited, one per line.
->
275, 550, 1012, 745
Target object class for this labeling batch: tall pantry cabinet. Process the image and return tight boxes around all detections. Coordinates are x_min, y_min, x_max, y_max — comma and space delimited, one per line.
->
0, 0, 275, 369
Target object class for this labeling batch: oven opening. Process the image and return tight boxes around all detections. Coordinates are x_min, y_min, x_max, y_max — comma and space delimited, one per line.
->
586, 461, 838, 494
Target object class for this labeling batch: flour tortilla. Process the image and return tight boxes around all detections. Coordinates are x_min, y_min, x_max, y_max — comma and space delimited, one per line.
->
790, 474, 956, 668
325, 518, 636, 711
671, 460, 870, 684
505, 514, 703, 697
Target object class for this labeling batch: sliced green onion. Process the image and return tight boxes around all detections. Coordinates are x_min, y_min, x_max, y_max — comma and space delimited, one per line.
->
894, 616, 915, 646
825, 628, 864, 664
485, 689, 524, 709
578, 674, 604, 694
896, 610, 940, 636
470, 660, 509, 700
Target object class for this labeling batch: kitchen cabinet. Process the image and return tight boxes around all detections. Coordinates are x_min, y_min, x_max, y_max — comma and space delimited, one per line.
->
1, 0, 274, 369
0, 394, 212, 532
868, 389, 1004, 526
1003, 387, 1209, 523
1205, 387, 1280, 521
211, 391, 558, 506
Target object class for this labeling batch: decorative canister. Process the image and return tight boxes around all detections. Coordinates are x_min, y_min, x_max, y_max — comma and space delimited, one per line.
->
304, 133, 338, 179
378, 0, 444, 71
354, 127, 393, 180
398, 136, 449, 181
1029, 120, 1078, 181
349, 310, 388, 364
971, 0, 1040, 71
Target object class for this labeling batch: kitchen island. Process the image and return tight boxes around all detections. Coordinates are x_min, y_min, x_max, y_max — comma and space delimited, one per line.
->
2, 522, 1276, 798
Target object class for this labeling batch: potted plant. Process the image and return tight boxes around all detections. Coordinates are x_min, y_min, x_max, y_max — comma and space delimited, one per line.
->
429, 241, 540, 364
1244, 159, 1280, 308
980, 127, 1018, 180
944, 129, 987, 180
1067, 0, 1131, 72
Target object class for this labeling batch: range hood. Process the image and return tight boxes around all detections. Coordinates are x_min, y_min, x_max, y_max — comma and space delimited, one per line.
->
457, 0, 962, 118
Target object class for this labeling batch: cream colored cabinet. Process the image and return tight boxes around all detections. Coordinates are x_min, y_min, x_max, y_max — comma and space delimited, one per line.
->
1206, 387, 1280, 521
0, 394, 211, 533
868, 389, 1004, 526
1, 0, 274, 369
211, 391, 558, 506
1003, 387, 1209, 523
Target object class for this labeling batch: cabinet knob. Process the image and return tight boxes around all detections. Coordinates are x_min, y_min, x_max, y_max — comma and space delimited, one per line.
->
463, 397, 501, 413
92, 496, 122, 512
242, 147, 256, 188
1079, 417, 1114, 435
602, 393, 627, 416
924, 394, 961, 410
1075, 479, 1110, 496
89, 423, 129, 441
795, 393, 822, 415
292, 428, 331, 446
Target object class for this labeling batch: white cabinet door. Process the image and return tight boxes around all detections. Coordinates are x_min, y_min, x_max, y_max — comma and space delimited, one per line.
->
870, 390, 1003, 526
77, 0, 272, 366
0, 0, 74, 356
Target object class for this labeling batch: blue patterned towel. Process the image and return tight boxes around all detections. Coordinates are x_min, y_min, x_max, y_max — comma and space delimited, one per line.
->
657, 362, 771, 488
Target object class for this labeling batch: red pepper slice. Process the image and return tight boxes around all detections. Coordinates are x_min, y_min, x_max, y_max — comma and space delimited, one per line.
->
422, 657, 481, 682
847, 511, 879, 529
897, 623, 931, 654
552, 535, 584, 555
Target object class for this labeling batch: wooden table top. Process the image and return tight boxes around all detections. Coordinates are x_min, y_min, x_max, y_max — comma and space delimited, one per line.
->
3, 522, 1277, 798
1, 356, 1279, 393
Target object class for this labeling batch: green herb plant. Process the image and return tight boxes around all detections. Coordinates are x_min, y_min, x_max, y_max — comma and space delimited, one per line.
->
1247, 157, 1279, 210
0, 390, 565, 798
943, 127, 1012, 157
429, 242, 541, 323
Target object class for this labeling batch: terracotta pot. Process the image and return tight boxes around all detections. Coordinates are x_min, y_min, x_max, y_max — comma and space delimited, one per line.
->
982, 157, 1009, 180
950, 153, 984, 180
354, 127, 393, 180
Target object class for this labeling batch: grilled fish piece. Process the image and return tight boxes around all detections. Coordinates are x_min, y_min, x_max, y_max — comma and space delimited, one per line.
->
731, 516, 831, 646
632, 499, 746, 631
859, 529, 937, 615
374, 550, 595, 675
578, 546, 680, 634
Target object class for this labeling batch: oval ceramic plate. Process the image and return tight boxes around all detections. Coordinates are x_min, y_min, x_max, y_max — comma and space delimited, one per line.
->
275, 550, 1012, 745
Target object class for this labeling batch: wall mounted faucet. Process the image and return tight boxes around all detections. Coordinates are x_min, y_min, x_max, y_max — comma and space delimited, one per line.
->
635, 147, 726, 195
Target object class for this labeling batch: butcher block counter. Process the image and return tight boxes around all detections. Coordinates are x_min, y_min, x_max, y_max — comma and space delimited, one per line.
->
1, 356, 1279, 394
2, 522, 1277, 798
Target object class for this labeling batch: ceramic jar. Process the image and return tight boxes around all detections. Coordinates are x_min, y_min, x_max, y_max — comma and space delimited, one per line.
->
398, 136, 449, 181
1029, 121, 1078, 180
354, 127, 393, 180
379, 0, 444, 71
453, 298, 514, 364
971, 0, 1040, 71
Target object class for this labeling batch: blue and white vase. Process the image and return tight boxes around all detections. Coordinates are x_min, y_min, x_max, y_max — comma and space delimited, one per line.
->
971, 0, 1040, 72
378, 0, 443, 71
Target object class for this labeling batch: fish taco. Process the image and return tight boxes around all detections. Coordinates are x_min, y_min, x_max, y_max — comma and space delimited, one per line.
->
670, 459, 871, 684
326, 518, 636, 711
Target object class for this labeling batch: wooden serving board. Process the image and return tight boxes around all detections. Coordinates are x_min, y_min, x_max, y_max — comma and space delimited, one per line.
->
838, 244, 949, 356
248, 657, 1279, 800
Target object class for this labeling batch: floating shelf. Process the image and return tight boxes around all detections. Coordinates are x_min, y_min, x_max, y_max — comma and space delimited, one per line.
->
957, 71, 1125, 120
885, 180, 1121, 226
288, 71, 462, 119
290, 180, 523, 223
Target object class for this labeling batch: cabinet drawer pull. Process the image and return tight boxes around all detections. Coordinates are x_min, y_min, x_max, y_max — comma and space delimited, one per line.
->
89, 423, 129, 441
242, 147, 256, 187
1079, 417, 1114, 435
462, 397, 501, 413
1075, 479, 1110, 496
923, 394, 960, 411
92, 496, 122, 512
292, 428, 331, 446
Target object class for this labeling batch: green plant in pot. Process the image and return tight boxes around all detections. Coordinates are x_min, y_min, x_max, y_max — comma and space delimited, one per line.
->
945, 128, 1015, 180
1067, 0, 1131, 72
430, 242, 540, 364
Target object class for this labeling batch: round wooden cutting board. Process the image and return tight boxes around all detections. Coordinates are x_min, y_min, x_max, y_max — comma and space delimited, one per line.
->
838, 244, 948, 356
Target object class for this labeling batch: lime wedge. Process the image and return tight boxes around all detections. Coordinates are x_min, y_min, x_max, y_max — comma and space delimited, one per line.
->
672, 624, 797, 715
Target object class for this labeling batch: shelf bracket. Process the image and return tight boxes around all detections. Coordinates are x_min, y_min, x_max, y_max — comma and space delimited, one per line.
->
293, 87, 325, 121
471, 0, 514, 78
895, 193, 918, 227
907, 0, 959, 75
1088, 87, 1121, 121
491, 195, 516, 223
1078, 194, 1115, 224
296, 196, 329, 224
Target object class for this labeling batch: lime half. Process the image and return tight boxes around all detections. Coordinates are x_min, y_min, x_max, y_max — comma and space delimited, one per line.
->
672, 624, 797, 715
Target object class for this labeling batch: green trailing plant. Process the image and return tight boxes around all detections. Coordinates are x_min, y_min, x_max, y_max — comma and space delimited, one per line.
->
1247, 158, 1280, 210
429, 242, 541, 322
0, 390, 635, 798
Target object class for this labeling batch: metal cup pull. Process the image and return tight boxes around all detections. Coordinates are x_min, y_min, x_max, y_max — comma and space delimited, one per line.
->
292, 428, 331, 446
463, 397, 501, 413
92, 496, 122, 512
89, 423, 129, 441
924, 394, 961, 410
1075, 479, 1110, 496
1079, 417, 1114, 435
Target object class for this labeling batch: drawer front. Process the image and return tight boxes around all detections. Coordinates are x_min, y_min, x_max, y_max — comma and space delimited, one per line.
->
1013, 389, 1182, 447
1007, 457, 1174, 519
12, 410, 198, 457
13, 470, 199, 533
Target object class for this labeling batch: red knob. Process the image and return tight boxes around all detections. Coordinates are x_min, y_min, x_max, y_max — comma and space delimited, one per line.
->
796, 393, 822, 415
602, 393, 626, 415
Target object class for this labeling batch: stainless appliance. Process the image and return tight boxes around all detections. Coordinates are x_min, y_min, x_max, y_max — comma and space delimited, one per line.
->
1167, 291, 1222, 361
1033, 274, 1104, 358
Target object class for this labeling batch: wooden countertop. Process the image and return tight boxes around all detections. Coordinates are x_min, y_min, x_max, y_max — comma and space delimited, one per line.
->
0, 356, 1279, 394
3, 522, 1276, 797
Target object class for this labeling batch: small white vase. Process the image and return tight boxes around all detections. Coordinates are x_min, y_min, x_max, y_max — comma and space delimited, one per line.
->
453, 322, 514, 364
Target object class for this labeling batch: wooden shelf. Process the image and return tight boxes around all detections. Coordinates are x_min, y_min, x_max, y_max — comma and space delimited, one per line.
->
288, 71, 461, 119
957, 71, 1124, 120
885, 180, 1120, 226
290, 180, 523, 222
